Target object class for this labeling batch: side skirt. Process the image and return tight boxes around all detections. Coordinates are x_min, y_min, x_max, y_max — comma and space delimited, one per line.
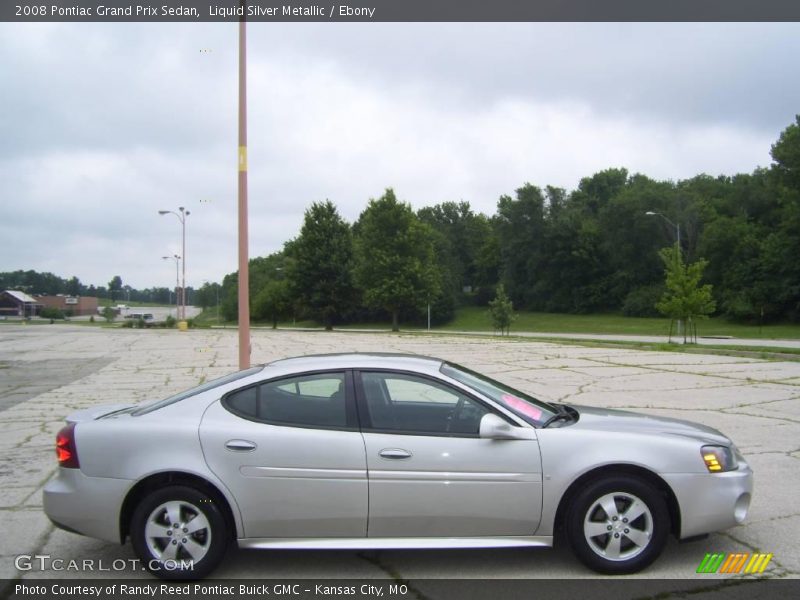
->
238, 536, 553, 550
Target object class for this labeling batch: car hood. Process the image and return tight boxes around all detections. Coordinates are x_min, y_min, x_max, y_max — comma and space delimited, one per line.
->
567, 404, 731, 445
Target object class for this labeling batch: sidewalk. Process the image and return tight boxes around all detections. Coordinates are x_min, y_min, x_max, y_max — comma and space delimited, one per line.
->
425, 329, 800, 349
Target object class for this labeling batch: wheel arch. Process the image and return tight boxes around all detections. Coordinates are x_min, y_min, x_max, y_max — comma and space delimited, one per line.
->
553, 464, 681, 542
119, 471, 238, 544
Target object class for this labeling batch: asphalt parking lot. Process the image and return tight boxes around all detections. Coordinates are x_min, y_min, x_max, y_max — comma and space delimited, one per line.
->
0, 325, 798, 589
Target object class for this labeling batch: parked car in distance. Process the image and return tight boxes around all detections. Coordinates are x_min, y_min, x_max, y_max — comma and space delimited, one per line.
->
124, 312, 154, 322
44, 353, 753, 579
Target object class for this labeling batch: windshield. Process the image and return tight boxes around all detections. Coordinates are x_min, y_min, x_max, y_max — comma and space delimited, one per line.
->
131, 366, 263, 416
440, 362, 558, 427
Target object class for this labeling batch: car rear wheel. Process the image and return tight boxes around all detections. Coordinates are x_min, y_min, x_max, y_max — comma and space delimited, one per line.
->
566, 476, 669, 574
131, 485, 228, 580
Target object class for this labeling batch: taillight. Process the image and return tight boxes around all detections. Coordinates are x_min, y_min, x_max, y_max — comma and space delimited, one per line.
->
56, 423, 80, 468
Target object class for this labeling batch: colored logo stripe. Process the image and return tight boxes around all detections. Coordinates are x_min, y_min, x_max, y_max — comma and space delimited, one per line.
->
697, 553, 726, 573
720, 553, 748, 573
744, 553, 773, 574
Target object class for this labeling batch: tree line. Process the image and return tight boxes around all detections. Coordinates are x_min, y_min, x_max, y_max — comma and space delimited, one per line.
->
7, 116, 799, 328
210, 115, 800, 329
0, 270, 192, 306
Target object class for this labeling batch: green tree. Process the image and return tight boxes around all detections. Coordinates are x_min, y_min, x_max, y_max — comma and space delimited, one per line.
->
488, 284, 515, 335
253, 279, 291, 329
101, 306, 115, 323
66, 276, 82, 296
418, 201, 494, 320
354, 189, 439, 331
495, 183, 547, 308
771, 114, 800, 190
656, 244, 716, 343
108, 276, 122, 302
196, 282, 221, 312
291, 201, 356, 330
219, 252, 290, 323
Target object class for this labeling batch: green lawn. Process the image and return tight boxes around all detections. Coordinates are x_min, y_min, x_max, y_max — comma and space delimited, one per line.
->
189, 305, 800, 340
441, 306, 800, 340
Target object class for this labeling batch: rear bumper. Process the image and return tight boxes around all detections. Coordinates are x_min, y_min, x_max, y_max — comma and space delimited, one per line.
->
663, 464, 753, 539
43, 468, 132, 544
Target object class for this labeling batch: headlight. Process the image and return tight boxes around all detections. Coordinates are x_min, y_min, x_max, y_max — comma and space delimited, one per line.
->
701, 445, 738, 473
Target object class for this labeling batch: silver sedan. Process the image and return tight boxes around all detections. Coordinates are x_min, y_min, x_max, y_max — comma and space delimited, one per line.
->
43, 353, 753, 579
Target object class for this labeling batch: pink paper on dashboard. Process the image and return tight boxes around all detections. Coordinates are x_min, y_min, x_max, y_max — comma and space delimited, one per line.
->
501, 393, 542, 420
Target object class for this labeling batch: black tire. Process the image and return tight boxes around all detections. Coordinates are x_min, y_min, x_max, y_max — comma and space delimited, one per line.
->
566, 476, 669, 574
130, 485, 228, 580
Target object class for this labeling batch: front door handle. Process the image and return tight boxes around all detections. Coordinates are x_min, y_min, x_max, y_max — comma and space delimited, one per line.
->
225, 439, 257, 452
379, 448, 412, 459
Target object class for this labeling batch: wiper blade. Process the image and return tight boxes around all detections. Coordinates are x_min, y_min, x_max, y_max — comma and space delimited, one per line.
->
541, 414, 572, 428
541, 404, 573, 428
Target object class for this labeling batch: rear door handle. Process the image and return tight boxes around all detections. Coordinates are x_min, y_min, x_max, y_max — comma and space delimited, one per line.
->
225, 439, 257, 452
379, 448, 412, 459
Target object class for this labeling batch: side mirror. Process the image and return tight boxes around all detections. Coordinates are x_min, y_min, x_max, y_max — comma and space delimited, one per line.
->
480, 413, 531, 440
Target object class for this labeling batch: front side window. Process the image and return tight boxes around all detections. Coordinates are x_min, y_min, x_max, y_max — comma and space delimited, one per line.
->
360, 372, 488, 435
440, 362, 557, 427
224, 372, 348, 429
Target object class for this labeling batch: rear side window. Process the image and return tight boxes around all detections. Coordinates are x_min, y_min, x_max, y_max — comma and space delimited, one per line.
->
132, 366, 263, 416
224, 372, 349, 429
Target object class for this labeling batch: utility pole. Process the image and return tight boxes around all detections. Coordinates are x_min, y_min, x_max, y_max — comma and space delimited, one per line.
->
237, 4, 251, 369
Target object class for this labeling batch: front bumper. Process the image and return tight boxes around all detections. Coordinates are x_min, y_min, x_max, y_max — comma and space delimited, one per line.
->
663, 462, 753, 539
43, 468, 132, 544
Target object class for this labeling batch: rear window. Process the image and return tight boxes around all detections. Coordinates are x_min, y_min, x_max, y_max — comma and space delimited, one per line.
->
132, 367, 263, 416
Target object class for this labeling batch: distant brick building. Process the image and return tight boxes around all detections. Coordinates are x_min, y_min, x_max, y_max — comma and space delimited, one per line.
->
36, 295, 99, 317
0, 290, 41, 317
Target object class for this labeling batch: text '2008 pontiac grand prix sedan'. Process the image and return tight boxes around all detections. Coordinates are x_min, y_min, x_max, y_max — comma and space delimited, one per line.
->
44, 353, 753, 579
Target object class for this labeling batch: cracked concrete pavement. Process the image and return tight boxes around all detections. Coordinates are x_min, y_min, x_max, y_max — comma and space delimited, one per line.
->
0, 324, 798, 585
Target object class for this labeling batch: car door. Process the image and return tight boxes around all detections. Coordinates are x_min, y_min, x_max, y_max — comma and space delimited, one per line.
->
356, 370, 543, 538
199, 370, 368, 539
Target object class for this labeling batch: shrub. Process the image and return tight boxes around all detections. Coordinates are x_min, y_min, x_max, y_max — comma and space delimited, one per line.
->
488, 284, 515, 335
165, 315, 176, 328
40, 307, 65, 320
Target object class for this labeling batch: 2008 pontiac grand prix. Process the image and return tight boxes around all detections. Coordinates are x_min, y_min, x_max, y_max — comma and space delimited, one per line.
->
44, 353, 753, 579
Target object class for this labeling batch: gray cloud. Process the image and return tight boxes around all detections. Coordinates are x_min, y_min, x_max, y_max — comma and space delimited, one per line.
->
1, 21, 798, 289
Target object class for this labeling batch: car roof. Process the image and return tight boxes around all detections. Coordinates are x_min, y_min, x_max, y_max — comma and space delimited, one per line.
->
266, 353, 445, 373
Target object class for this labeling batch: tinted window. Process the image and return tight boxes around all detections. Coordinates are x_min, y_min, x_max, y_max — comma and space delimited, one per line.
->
226, 386, 257, 416
224, 372, 348, 429
361, 372, 488, 435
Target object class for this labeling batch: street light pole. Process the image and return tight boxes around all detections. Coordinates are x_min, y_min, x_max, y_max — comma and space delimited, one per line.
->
645, 211, 680, 249
163, 255, 180, 319
646, 210, 683, 341
158, 208, 190, 321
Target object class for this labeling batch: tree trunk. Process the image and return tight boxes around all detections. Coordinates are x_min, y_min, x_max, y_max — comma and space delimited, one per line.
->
391, 309, 399, 332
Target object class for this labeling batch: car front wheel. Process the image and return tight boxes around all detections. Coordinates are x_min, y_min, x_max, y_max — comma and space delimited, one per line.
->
130, 485, 228, 580
566, 476, 669, 574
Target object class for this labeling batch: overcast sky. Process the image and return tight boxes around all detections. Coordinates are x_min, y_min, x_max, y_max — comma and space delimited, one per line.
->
2, 22, 800, 290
